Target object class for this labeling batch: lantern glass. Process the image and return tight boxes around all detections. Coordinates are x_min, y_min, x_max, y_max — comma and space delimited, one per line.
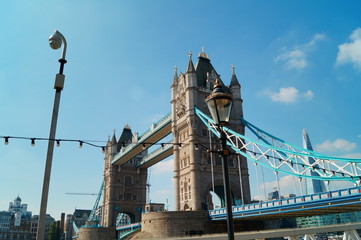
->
207, 94, 233, 125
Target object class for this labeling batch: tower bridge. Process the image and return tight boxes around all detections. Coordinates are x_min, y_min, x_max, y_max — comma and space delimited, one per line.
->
77, 49, 361, 239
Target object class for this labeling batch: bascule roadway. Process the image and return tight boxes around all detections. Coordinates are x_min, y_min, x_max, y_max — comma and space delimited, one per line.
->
210, 186, 361, 221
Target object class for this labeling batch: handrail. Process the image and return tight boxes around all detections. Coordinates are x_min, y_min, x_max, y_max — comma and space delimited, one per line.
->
209, 186, 361, 217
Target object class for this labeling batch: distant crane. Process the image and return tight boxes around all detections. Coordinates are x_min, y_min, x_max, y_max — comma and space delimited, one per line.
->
65, 193, 97, 196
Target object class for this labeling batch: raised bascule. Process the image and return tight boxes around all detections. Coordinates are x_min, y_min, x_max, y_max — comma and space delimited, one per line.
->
75, 49, 361, 240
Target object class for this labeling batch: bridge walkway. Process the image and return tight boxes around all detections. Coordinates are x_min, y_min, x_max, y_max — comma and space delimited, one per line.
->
111, 113, 172, 166
168, 222, 361, 240
210, 186, 361, 221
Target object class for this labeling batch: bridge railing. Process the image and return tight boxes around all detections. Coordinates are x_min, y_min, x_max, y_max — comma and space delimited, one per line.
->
209, 186, 361, 217
116, 222, 141, 231
137, 112, 171, 142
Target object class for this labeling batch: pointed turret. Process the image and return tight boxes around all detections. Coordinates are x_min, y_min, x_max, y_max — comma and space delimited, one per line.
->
230, 64, 240, 87
229, 64, 241, 100
117, 124, 133, 152
111, 132, 117, 145
172, 66, 179, 87
186, 51, 195, 73
111, 131, 117, 154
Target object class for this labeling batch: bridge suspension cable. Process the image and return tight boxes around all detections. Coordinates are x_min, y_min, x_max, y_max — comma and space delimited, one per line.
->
194, 106, 361, 185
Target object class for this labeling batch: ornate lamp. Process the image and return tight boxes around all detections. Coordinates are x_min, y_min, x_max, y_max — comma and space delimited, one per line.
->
206, 79, 233, 125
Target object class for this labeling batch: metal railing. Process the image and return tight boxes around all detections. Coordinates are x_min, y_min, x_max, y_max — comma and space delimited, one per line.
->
209, 186, 361, 219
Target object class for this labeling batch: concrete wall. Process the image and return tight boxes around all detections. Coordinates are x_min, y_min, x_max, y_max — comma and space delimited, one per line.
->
138, 211, 209, 239
78, 227, 115, 240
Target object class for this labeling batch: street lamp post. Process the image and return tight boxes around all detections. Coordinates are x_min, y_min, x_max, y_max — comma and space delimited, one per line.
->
37, 30, 67, 240
206, 79, 235, 240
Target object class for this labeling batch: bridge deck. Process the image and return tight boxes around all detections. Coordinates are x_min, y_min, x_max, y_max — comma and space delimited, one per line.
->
171, 222, 361, 240
112, 113, 172, 166
210, 186, 361, 221
136, 143, 173, 168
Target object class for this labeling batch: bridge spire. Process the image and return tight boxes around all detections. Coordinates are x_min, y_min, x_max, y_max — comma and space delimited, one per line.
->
186, 51, 195, 73
230, 64, 240, 87
172, 65, 179, 86
111, 130, 117, 144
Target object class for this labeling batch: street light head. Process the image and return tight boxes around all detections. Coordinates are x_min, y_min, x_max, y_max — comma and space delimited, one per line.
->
49, 31, 63, 50
206, 79, 233, 125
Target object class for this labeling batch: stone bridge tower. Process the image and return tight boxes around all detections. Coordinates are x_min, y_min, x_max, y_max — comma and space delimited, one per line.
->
102, 125, 148, 227
171, 50, 251, 211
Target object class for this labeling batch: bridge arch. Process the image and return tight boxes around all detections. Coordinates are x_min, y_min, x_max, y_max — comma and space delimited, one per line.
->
115, 212, 135, 226
202, 182, 238, 210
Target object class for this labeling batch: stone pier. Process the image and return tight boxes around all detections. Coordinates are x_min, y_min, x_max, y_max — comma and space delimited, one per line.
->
78, 226, 115, 240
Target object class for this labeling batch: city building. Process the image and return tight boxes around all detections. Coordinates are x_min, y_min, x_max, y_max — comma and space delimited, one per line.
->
296, 130, 361, 229
64, 214, 73, 240
0, 196, 40, 240
0, 196, 54, 240
302, 129, 327, 195
64, 209, 91, 240
144, 203, 165, 213
0, 212, 11, 232
30, 215, 54, 240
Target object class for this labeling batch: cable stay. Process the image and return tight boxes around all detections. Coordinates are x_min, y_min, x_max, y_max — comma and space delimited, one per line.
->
194, 106, 361, 184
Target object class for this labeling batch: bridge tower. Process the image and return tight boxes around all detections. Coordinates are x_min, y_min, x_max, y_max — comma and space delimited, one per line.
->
171, 49, 251, 211
102, 125, 148, 227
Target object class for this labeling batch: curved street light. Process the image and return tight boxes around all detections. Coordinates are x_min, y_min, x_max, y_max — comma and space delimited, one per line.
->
37, 30, 67, 240
206, 79, 235, 240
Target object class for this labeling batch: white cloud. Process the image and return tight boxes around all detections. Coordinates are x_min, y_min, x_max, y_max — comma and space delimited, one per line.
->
308, 33, 326, 46
262, 87, 314, 103
303, 90, 314, 100
151, 158, 174, 174
275, 33, 326, 70
315, 138, 357, 153
276, 49, 307, 69
336, 28, 361, 70
358, 134, 361, 138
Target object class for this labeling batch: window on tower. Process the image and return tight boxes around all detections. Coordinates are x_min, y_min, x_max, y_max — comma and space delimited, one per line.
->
125, 176, 133, 185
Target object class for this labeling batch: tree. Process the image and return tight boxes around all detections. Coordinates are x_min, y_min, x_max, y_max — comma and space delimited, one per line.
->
47, 221, 60, 240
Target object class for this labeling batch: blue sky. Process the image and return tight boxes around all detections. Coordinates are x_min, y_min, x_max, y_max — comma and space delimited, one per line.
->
1, 1, 361, 220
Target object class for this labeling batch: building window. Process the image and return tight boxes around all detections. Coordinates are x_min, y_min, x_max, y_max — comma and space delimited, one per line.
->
125, 193, 131, 201
125, 176, 133, 185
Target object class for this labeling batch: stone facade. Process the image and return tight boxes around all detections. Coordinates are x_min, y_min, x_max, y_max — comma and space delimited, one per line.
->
171, 50, 251, 211
102, 125, 148, 227
77, 227, 115, 240
137, 211, 210, 239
